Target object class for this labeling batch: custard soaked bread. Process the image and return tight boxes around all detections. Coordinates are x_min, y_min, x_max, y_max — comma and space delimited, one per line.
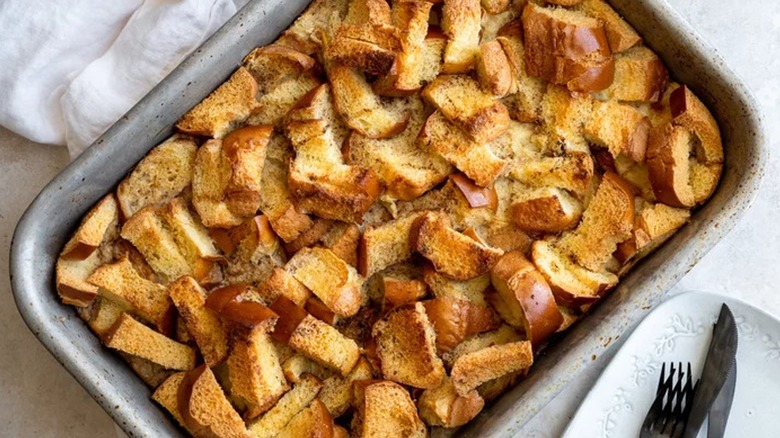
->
55, 0, 723, 435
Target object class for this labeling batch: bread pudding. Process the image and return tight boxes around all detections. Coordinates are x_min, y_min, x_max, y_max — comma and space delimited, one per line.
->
54, 0, 723, 436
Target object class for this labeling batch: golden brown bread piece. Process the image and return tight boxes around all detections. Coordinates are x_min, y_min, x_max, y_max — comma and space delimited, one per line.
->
476, 40, 513, 97
372, 302, 445, 389
116, 136, 197, 219
56, 195, 118, 307
577, 0, 641, 53
178, 365, 251, 438
522, 3, 614, 92
328, 64, 411, 139
77, 296, 125, 340
599, 46, 669, 102
326, 24, 401, 76
285, 247, 363, 317
320, 223, 361, 267
358, 211, 426, 277
318, 356, 374, 417
105, 313, 195, 371
490, 251, 562, 346
510, 152, 595, 197
227, 327, 289, 420
557, 172, 635, 272
243, 44, 319, 94
450, 340, 533, 396
585, 100, 650, 163
247, 73, 322, 128
248, 374, 323, 438
276, 0, 350, 54
413, 211, 504, 281
352, 380, 427, 438
647, 85, 723, 207
345, 96, 452, 201
616, 201, 690, 268
257, 267, 312, 307
496, 35, 546, 123
176, 67, 259, 138
275, 399, 334, 438
87, 256, 172, 333
417, 377, 484, 428
510, 187, 583, 233
441, 0, 482, 74
168, 276, 229, 367
418, 111, 508, 187
153, 372, 191, 431
422, 296, 501, 352
481, 0, 511, 15
373, 1, 433, 96
422, 74, 510, 144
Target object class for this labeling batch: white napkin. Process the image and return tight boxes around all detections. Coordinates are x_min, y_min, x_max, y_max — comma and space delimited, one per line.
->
0, 0, 250, 157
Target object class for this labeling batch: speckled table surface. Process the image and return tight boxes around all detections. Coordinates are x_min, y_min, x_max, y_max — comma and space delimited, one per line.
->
0, 0, 777, 436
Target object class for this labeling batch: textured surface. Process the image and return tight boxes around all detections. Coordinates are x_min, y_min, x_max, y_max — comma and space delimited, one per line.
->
0, 1, 778, 437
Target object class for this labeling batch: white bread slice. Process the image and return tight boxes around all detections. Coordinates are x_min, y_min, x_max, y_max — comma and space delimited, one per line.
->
56, 195, 118, 306
373, 1, 433, 96
258, 139, 314, 242
422, 296, 501, 352
450, 340, 533, 396
227, 327, 290, 420
246, 72, 322, 128
328, 64, 410, 139
576, 0, 641, 53
318, 356, 374, 417
598, 46, 669, 102
87, 256, 172, 333
557, 172, 635, 271
120, 206, 191, 284
168, 276, 229, 366
152, 372, 190, 432
345, 96, 452, 201
105, 313, 195, 371
248, 374, 323, 438
243, 44, 319, 94
417, 377, 484, 428
490, 251, 563, 346
531, 239, 617, 306
418, 111, 508, 187
441, 0, 482, 73
510, 187, 583, 233
358, 211, 425, 277
522, 3, 614, 92
117, 135, 198, 218
476, 40, 513, 97
257, 267, 312, 307
352, 380, 427, 438
422, 75, 510, 143
286, 247, 363, 317
176, 67, 259, 138
372, 302, 446, 389
496, 35, 546, 123
276, 399, 334, 438
413, 211, 504, 280
585, 100, 650, 162
178, 365, 251, 438
160, 198, 221, 279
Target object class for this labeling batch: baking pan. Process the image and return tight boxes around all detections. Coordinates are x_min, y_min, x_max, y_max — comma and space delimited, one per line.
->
9, 0, 767, 437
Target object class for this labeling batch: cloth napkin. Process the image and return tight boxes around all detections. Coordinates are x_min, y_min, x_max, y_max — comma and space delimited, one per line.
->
0, 0, 250, 157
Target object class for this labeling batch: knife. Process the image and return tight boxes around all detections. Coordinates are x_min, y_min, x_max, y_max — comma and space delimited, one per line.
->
683, 303, 739, 438
707, 359, 737, 437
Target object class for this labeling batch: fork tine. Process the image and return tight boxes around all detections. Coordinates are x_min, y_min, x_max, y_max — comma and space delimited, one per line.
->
658, 362, 677, 433
668, 362, 686, 436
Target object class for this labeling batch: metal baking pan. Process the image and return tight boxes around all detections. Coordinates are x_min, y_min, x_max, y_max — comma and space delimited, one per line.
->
9, 0, 766, 436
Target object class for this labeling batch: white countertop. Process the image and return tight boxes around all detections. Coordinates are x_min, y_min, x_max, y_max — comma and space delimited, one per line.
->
0, 0, 777, 436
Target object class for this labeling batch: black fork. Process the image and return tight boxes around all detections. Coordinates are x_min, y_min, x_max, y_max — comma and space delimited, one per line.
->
640, 362, 698, 438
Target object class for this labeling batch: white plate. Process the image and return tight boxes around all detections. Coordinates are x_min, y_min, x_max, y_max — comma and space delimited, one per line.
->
562, 292, 780, 438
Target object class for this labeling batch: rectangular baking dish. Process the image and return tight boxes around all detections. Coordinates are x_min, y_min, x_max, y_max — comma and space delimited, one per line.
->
10, 0, 766, 437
